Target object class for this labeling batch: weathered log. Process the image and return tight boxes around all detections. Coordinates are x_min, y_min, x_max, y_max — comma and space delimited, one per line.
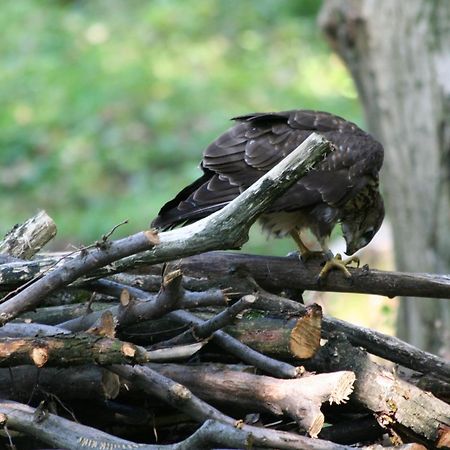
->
226, 303, 322, 360
176, 251, 450, 299
167, 309, 301, 378
0, 210, 56, 259
0, 331, 203, 368
0, 400, 393, 450
0, 400, 141, 449
117, 286, 450, 384
308, 334, 450, 446
145, 363, 355, 437
0, 230, 160, 326
156, 294, 258, 349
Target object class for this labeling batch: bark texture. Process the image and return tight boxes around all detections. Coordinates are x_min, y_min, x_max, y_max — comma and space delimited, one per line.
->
320, 0, 450, 355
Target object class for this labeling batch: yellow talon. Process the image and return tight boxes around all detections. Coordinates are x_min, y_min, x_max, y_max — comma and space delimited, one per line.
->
318, 253, 360, 279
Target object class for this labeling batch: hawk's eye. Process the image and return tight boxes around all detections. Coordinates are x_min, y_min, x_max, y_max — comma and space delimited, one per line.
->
362, 230, 374, 242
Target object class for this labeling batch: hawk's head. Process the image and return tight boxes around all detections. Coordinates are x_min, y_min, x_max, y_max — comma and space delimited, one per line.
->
341, 190, 385, 256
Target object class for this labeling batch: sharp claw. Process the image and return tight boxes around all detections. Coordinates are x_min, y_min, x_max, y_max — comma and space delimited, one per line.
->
317, 253, 359, 281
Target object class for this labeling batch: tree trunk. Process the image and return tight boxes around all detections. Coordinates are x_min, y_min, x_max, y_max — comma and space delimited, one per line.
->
319, 0, 450, 356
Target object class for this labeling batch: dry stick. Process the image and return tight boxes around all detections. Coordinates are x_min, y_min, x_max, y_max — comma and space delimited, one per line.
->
111, 364, 234, 425
168, 309, 300, 378
0, 400, 387, 450
59, 271, 227, 333
0, 323, 71, 337
0, 400, 143, 449
0, 231, 160, 325
109, 365, 356, 450
0, 327, 204, 368
177, 251, 450, 298
0, 133, 330, 325
309, 334, 450, 447
0, 210, 57, 259
202, 269, 450, 382
147, 363, 355, 437
85, 278, 227, 308
155, 294, 257, 348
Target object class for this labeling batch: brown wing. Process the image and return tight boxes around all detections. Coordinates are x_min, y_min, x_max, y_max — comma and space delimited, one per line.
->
151, 110, 384, 229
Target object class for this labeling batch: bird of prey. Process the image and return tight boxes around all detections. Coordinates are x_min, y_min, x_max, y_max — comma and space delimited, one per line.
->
151, 109, 384, 278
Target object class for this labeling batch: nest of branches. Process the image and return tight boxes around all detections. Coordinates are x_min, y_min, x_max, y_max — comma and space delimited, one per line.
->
0, 136, 449, 450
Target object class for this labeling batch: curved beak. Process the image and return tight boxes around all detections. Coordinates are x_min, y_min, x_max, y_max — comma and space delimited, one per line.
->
345, 244, 355, 256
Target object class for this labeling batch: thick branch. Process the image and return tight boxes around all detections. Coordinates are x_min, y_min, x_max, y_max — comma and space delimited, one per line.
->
0, 333, 202, 368
308, 334, 450, 446
177, 251, 450, 299
0, 400, 380, 450
0, 210, 56, 259
147, 364, 355, 437
168, 309, 301, 379
0, 231, 160, 325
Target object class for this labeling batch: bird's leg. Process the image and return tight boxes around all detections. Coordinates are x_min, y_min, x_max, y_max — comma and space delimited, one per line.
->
318, 253, 360, 279
290, 231, 329, 261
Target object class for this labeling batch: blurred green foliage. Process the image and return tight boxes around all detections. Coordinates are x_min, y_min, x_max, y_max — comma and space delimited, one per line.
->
0, 0, 360, 253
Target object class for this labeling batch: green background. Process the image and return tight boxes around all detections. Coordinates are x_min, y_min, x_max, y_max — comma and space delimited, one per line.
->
0, 0, 360, 254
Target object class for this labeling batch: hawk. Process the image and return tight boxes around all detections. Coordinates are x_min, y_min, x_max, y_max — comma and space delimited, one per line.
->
151, 110, 384, 278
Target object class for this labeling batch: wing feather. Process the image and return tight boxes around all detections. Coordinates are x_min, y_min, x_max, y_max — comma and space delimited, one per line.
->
152, 109, 384, 229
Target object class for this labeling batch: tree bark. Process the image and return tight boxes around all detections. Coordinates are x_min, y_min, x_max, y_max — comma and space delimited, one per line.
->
308, 334, 450, 446
144, 364, 355, 438
319, 0, 450, 356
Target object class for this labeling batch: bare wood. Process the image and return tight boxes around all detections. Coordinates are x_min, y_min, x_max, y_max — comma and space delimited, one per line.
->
168, 309, 301, 379
0, 400, 143, 449
222, 304, 322, 360
0, 329, 202, 368
0, 230, 160, 326
0, 400, 369, 449
2, 247, 449, 301
155, 294, 256, 348
110, 363, 234, 425
175, 252, 450, 380
309, 334, 450, 446
0, 210, 57, 259
146, 363, 355, 437
177, 251, 450, 299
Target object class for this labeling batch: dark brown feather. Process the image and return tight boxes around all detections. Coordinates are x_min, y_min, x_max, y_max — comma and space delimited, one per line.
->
151, 110, 384, 236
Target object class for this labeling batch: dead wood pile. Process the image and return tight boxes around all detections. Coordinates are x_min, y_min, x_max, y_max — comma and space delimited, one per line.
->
0, 136, 449, 450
